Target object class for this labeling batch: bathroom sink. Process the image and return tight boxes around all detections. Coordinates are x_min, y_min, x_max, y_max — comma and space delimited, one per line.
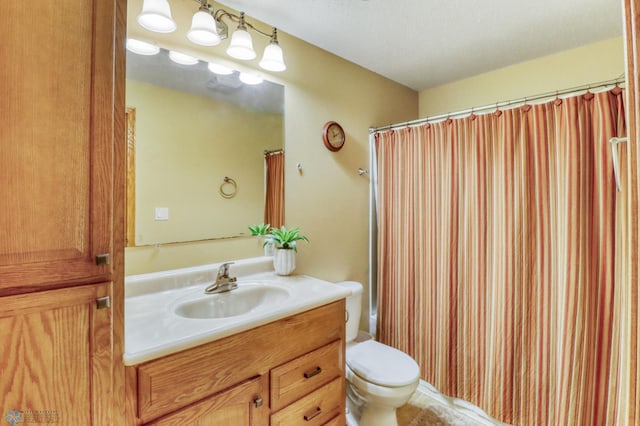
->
174, 284, 290, 319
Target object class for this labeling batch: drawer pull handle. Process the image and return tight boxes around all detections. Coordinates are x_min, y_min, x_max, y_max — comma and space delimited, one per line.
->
304, 366, 322, 379
303, 406, 321, 421
253, 396, 263, 408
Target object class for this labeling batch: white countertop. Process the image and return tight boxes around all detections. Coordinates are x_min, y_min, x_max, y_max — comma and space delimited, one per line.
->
124, 258, 351, 365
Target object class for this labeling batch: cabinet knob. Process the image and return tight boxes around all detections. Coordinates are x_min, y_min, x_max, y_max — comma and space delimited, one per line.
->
303, 406, 321, 421
95, 254, 110, 266
253, 396, 263, 408
96, 296, 111, 310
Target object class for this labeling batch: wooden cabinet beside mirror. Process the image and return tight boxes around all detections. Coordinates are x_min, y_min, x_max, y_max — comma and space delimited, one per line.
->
0, 0, 122, 294
0, 0, 125, 424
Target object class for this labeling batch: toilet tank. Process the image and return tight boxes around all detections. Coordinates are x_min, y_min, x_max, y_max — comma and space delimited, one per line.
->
337, 281, 363, 342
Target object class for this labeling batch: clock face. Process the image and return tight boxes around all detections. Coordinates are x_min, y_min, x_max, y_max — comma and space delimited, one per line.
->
323, 121, 345, 151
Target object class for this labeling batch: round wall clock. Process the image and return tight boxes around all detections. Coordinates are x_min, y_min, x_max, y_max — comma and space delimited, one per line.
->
322, 121, 346, 152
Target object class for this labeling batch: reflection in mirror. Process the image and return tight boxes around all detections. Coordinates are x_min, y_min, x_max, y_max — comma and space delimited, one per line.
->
126, 47, 284, 247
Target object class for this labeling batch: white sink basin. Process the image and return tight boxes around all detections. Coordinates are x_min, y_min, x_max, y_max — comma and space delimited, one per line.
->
124, 258, 353, 365
174, 284, 290, 319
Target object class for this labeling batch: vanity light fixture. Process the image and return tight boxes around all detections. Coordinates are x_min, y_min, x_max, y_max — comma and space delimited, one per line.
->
137, 0, 177, 33
187, 5, 221, 46
207, 62, 234, 75
168, 50, 199, 65
239, 72, 263, 85
226, 13, 256, 60
126, 38, 160, 55
137, 0, 286, 72
259, 29, 286, 72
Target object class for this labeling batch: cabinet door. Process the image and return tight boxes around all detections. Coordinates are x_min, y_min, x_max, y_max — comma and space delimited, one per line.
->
0, 283, 113, 425
0, 0, 118, 294
146, 376, 269, 426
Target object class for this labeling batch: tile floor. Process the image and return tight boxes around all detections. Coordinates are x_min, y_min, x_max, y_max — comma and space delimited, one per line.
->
397, 381, 509, 426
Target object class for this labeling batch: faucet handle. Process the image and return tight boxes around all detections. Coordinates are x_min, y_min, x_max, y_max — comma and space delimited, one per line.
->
218, 262, 235, 277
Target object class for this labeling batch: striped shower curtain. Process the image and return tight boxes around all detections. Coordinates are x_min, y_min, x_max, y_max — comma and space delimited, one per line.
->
375, 89, 629, 425
264, 151, 285, 228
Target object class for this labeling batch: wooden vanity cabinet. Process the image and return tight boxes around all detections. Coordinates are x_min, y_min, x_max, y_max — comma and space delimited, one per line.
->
126, 300, 346, 425
0, 0, 126, 424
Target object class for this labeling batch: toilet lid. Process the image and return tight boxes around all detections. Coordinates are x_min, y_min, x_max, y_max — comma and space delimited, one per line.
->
346, 340, 420, 387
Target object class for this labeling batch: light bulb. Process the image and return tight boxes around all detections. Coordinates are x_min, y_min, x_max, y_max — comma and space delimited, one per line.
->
259, 43, 286, 72
239, 72, 263, 85
126, 39, 160, 55
137, 0, 176, 33
208, 62, 234, 75
226, 26, 256, 60
168, 51, 199, 66
187, 10, 221, 46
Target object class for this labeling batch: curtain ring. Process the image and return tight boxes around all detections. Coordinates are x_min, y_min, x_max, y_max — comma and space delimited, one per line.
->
494, 101, 502, 117
444, 112, 452, 125
219, 177, 237, 199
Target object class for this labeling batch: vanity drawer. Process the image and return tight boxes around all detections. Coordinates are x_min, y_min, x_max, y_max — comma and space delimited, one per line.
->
270, 377, 343, 426
271, 339, 343, 411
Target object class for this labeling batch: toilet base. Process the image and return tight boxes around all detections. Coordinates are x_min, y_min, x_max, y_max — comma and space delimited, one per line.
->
346, 374, 417, 426
345, 405, 357, 426
361, 405, 400, 426
346, 400, 400, 426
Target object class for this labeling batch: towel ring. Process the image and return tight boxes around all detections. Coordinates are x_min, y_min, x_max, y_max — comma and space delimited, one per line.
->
219, 177, 237, 199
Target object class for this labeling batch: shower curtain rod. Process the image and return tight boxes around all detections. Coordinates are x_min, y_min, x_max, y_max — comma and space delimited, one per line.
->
369, 76, 626, 134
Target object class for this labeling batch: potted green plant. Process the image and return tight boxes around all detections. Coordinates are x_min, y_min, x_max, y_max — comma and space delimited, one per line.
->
266, 226, 309, 275
248, 223, 270, 236
248, 223, 274, 256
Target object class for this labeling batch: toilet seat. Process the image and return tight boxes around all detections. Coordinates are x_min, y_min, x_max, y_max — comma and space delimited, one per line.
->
346, 340, 420, 387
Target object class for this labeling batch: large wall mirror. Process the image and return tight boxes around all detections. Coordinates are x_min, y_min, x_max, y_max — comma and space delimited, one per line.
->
126, 47, 284, 247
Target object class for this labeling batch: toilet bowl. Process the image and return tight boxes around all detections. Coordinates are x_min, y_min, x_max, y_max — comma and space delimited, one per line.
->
338, 281, 420, 426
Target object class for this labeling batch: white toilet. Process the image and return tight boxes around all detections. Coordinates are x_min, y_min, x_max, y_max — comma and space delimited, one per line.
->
338, 281, 420, 426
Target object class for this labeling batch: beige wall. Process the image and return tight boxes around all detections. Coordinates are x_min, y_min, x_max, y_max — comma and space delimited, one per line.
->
125, 2, 624, 328
127, 80, 282, 246
125, 0, 419, 325
419, 37, 625, 117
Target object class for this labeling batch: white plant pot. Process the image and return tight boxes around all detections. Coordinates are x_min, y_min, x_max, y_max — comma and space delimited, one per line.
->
259, 237, 275, 256
263, 240, 275, 257
274, 249, 296, 275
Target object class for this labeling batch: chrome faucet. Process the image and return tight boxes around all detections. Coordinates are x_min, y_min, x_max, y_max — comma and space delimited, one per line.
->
204, 262, 238, 294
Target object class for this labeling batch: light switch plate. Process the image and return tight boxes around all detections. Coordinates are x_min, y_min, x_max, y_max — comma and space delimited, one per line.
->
155, 207, 169, 221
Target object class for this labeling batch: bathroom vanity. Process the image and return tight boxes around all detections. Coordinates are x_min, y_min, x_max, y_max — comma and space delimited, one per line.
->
124, 259, 350, 425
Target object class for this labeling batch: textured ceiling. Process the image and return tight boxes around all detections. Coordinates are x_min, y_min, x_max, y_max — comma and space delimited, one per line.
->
216, 0, 623, 91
